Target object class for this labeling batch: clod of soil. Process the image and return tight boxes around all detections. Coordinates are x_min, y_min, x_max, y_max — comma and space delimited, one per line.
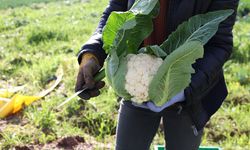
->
57, 136, 85, 149
15, 146, 32, 150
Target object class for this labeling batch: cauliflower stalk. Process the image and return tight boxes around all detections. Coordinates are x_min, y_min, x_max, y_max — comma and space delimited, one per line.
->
125, 53, 163, 103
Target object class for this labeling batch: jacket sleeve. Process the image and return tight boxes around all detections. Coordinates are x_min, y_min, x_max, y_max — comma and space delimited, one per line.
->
77, 0, 128, 66
184, 0, 239, 106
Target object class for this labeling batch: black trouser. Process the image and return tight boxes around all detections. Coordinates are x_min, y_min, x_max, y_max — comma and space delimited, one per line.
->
115, 101, 203, 150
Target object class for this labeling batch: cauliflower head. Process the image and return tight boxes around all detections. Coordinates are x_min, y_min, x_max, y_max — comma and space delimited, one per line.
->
125, 53, 163, 104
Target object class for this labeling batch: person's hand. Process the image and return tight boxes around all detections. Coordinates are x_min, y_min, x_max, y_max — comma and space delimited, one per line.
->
75, 53, 105, 100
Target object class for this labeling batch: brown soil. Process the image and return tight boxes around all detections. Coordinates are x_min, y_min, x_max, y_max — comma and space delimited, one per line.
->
13, 136, 96, 150
15, 146, 33, 150
57, 136, 85, 149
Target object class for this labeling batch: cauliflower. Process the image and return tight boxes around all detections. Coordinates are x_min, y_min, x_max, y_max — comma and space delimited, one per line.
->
103, 1, 231, 106
125, 53, 163, 104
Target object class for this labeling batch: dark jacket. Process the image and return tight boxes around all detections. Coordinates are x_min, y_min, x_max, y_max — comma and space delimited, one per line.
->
78, 0, 239, 131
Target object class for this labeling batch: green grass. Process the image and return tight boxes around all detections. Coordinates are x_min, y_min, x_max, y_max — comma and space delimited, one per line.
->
0, 0, 249, 149
0, 0, 64, 9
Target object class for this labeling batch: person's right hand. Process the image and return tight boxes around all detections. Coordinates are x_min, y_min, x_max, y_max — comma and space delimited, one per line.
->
75, 53, 105, 100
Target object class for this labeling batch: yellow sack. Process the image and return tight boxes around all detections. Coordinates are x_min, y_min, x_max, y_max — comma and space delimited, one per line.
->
0, 66, 63, 118
12, 95, 42, 114
0, 96, 15, 118
0, 94, 42, 118
0, 98, 9, 108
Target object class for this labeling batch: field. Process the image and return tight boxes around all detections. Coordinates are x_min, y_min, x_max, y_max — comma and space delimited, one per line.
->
0, 0, 249, 149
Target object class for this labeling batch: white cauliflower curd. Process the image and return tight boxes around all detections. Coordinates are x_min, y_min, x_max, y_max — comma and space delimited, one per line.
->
125, 53, 163, 104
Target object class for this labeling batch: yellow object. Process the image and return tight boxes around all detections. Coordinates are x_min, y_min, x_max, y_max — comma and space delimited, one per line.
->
13, 95, 41, 114
0, 66, 63, 118
0, 98, 8, 108
0, 101, 4, 108
0, 95, 16, 118
0, 94, 41, 118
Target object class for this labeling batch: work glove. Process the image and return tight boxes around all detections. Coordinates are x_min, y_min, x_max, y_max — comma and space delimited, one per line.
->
75, 52, 105, 100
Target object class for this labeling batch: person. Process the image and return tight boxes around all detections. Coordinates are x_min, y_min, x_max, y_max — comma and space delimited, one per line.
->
75, 0, 239, 150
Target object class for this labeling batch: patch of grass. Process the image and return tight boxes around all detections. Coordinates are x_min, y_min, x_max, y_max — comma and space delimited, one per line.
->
27, 28, 69, 45
0, 0, 110, 148
0, 0, 64, 9
237, 0, 250, 17
26, 105, 57, 134
232, 20, 250, 63
0, 124, 44, 149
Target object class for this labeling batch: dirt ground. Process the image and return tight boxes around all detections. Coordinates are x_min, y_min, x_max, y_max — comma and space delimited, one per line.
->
14, 136, 101, 150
